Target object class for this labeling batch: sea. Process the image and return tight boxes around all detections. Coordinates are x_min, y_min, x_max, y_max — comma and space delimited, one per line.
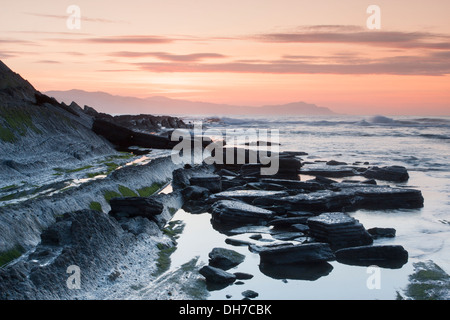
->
165, 114, 450, 300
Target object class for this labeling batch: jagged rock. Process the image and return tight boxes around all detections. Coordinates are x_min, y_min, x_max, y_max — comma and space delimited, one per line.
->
367, 227, 396, 239
253, 185, 424, 213
259, 243, 335, 265
208, 247, 245, 270
92, 119, 176, 150
199, 265, 236, 284
182, 200, 211, 214
189, 174, 222, 193
335, 245, 408, 268
363, 165, 409, 182
307, 212, 373, 249
0, 210, 128, 299
109, 197, 164, 221
211, 200, 275, 226
181, 185, 211, 200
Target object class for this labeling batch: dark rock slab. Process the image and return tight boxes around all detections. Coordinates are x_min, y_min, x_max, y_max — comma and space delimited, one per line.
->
182, 200, 211, 214
209, 189, 289, 204
109, 197, 164, 221
363, 165, 409, 182
211, 200, 275, 226
300, 167, 358, 178
335, 245, 408, 269
261, 178, 323, 191
307, 212, 373, 249
259, 243, 335, 265
93, 119, 176, 149
234, 272, 254, 280
246, 182, 287, 191
253, 185, 424, 213
242, 290, 259, 299
208, 247, 245, 270
326, 160, 347, 166
367, 227, 396, 239
199, 265, 236, 284
271, 231, 305, 241
291, 224, 310, 233
225, 238, 253, 247
270, 217, 310, 228
181, 185, 211, 200
190, 174, 222, 193
248, 242, 294, 254
260, 262, 333, 281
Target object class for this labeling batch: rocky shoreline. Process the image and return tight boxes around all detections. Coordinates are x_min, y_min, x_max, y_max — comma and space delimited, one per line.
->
178, 149, 423, 291
0, 145, 427, 300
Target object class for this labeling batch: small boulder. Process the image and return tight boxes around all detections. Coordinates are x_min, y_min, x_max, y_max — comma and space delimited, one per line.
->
335, 245, 408, 268
259, 243, 335, 265
199, 265, 236, 284
109, 197, 164, 221
190, 174, 222, 193
242, 290, 259, 299
363, 166, 409, 182
367, 227, 396, 239
208, 247, 245, 270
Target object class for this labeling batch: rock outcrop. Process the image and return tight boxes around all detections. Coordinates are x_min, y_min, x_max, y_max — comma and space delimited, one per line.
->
307, 212, 373, 249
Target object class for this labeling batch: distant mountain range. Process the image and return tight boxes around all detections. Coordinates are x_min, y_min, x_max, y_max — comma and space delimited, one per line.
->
45, 89, 336, 116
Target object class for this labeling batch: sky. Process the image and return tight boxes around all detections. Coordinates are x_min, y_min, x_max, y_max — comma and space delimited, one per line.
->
1, 0, 450, 115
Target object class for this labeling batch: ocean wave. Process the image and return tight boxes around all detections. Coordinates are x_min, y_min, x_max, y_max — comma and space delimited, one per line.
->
211, 115, 450, 131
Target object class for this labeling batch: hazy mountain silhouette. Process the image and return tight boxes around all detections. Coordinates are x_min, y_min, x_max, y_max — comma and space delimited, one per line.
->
45, 89, 336, 116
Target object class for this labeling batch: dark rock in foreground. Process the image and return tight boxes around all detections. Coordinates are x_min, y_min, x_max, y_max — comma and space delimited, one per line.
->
259, 243, 335, 265
189, 174, 222, 193
181, 185, 211, 200
335, 245, 408, 269
242, 290, 259, 299
367, 227, 396, 239
260, 261, 333, 281
208, 247, 245, 270
307, 212, 373, 249
234, 272, 254, 280
93, 119, 176, 150
199, 265, 236, 284
109, 197, 164, 221
300, 167, 358, 178
211, 200, 274, 226
363, 165, 409, 182
253, 185, 424, 213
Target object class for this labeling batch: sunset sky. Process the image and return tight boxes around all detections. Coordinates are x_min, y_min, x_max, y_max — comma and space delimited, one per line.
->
1, 0, 449, 115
